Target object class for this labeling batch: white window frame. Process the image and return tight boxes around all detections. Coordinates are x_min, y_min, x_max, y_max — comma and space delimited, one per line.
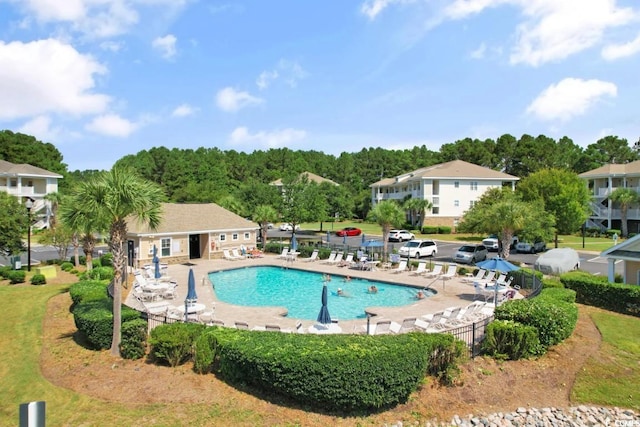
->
161, 238, 171, 257
454, 200, 459, 207
232, 233, 239, 241
219, 234, 227, 242
470, 181, 478, 191
244, 232, 250, 240
454, 181, 459, 188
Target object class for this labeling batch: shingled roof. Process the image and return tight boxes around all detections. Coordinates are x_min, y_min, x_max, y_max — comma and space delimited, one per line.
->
370, 159, 517, 186
578, 160, 640, 178
126, 203, 258, 236
0, 160, 63, 178
270, 171, 338, 186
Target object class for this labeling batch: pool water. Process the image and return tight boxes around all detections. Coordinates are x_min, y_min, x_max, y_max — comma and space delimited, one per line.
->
208, 266, 433, 320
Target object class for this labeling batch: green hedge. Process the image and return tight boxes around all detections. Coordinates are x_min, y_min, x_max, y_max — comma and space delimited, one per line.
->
149, 322, 206, 367
494, 298, 578, 350
120, 318, 148, 360
438, 226, 452, 234
100, 253, 113, 267
69, 280, 110, 305
80, 266, 115, 281
73, 298, 141, 349
537, 287, 576, 304
560, 271, 640, 317
30, 274, 46, 285
482, 320, 541, 360
60, 262, 74, 272
422, 226, 438, 234
211, 328, 464, 412
8, 270, 26, 284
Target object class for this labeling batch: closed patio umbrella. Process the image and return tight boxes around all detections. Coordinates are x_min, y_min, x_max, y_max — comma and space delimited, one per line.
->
316, 284, 331, 325
152, 244, 161, 279
291, 234, 298, 252
361, 233, 366, 244
186, 268, 197, 302
326, 231, 330, 243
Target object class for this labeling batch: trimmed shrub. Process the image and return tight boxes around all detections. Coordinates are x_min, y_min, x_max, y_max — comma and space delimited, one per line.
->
60, 262, 74, 272
120, 318, 148, 360
561, 271, 640, 317
0, 266, 12, 279
30, 274, 46, 286
8, 270, 26, 284
542, 278, 564, 289
482, 320, 541, 359
422, 226, 438, 234
210, 329, 464, 411
69, 280, 109, 305
437, 226, 452, 234
73, 299, 140, 350
494, 298, 578, 349
193, 330, 219, 374
92, 258, 102, 268
149, 322, 206, 367
80, 266, 115, 281
538, 287, 576, 304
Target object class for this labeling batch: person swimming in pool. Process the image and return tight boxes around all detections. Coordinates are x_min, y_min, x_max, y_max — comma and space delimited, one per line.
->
368, 285, 378, 294
322, 273, 332, 282
415, 290, 426, 300
343, 275, 351, 282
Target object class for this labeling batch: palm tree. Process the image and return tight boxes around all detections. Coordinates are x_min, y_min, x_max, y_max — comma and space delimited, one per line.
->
403, 197, 433, 229
609, 187, 639, 237
253, 205, 278, 249
59, 204, 105, 270
64, 166, 164, 357
367, 201, 405, 261
44, 191, 62, 230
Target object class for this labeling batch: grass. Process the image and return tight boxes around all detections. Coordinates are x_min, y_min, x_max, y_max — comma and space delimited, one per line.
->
303, 221, 619, 253
1, 283, 638, 425
571, 307, 640, 410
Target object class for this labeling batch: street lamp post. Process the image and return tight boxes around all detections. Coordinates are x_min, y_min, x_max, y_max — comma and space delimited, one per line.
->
25, 198, 33, 272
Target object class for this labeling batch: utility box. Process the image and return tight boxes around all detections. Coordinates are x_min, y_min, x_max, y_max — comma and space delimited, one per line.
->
12, 256, 22, 270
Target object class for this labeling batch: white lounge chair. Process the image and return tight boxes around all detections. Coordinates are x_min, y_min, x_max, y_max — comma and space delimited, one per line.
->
223, 249, 239, 261
231, 248, 246, 259
366, 320, 392, 335
327, 252, 344, 265
338, 253, 354, 267
390, 260, 407, 274
321, 251, 337, 264
476, 270, 496, 285
276, 247, 290, 259
439, 265, 458, 280
390, 317, 417, 333
410, 262, 428, 276
304, 250, 319, 262
424, 264, 443, 278
463, 269, 487, 283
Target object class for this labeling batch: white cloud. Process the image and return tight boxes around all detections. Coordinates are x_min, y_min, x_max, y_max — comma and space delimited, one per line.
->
360, 0, 415, 20
229, 126, 307, 148
17, 115, 61, 141
85, 113, 137, 137
215, 87, 264, 112
0, 39, 110, 120
444, 0, 637, 66
256, 70, 278, 90
255, 59, 307, 90
470, 42, 486, 59
15, 0, 189, 39
100, 40, 123, 52
152, 34, 177, 59
526, 78, 617, 122
171, 103, 197, 117
602, 33, 640, 60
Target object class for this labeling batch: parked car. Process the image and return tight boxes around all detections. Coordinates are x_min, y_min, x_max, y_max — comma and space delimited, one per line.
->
279, 223, 300, 231
482, 234, 519, 252
398, 239, 438, 258
335, 227, 362, 237
267, 223, 274, 229
454, 244, 488, 264
534, 248, 580, 275
515, 238, 546, 254
388, 229, 415, 242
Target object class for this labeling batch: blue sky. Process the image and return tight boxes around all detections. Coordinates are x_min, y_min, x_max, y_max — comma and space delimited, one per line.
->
1, 0, 639, 171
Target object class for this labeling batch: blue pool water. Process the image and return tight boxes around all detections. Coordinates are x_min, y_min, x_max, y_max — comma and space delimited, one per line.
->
208, 266, 433, 320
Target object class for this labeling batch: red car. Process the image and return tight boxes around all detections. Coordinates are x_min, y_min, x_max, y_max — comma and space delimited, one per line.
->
335, 227, 362, 237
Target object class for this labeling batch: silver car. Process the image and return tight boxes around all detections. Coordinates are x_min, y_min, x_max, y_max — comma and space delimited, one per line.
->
454, 244, 488, 264
388, 229, 415, 242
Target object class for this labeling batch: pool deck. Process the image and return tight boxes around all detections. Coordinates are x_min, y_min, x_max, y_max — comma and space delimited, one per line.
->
127, 254, 503, 333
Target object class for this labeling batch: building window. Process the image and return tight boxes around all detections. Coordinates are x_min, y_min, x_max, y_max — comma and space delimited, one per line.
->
10, 179, 17, 187
432, 197, 439, 206
432, 207, 439, 214
469, 200, 476, 208
232, 233, 239, 241
161, 238, 171, 257
454, 181, 459, 188
454, 200, 459, 207
244, 232, 250, 240
220, 234, 227, 242
470, 181, 478, 191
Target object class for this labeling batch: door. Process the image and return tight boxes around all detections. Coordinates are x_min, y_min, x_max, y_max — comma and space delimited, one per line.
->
189, 234, 201, 259
127, 240, 135, 267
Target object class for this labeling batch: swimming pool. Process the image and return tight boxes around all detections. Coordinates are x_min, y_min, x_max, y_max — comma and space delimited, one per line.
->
208, 266, 433, 320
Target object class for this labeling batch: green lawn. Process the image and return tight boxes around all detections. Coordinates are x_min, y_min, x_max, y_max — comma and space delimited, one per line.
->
1, 283, 637, 425
304, 221, 618, 252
